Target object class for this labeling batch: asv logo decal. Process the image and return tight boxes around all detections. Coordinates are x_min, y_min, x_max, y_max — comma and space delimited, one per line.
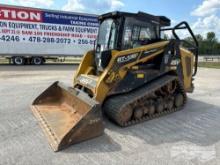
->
117, 53, 138, 63
143, 48, 158, 55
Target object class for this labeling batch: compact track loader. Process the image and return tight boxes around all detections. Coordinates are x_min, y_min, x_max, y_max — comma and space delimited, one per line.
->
31, 11, 198, 151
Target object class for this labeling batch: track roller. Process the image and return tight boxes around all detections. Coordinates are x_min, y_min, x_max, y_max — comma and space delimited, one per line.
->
134, 107, 144, 119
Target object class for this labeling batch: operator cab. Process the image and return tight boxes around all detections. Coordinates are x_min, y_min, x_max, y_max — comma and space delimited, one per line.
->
95, 11, 171, 71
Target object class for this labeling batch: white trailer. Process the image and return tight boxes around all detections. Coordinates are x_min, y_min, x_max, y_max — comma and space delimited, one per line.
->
0, 4, 99, 65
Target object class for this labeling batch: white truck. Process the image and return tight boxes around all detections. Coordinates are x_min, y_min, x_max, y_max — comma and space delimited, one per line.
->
0, 4, 99, 65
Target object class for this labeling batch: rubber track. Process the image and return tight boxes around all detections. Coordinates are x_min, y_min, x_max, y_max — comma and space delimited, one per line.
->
103, 75, 187, 127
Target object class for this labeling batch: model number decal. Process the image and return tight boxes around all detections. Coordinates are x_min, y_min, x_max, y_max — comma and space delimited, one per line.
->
117, 53, 138, 63
89, 118, 101, 125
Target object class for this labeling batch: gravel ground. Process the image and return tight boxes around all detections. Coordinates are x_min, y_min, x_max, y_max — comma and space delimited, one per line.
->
0, 65, 220, 165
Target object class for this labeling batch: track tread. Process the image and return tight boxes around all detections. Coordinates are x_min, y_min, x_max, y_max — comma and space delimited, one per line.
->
103, 75, 187, 127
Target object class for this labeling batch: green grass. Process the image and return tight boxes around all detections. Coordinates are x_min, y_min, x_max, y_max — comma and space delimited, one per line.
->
198, 62, 220, 69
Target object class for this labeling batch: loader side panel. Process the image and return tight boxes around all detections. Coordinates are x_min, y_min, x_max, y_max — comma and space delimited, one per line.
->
74, 50, 96, 82
180, 48, 194, 92
94, 41, 169, 102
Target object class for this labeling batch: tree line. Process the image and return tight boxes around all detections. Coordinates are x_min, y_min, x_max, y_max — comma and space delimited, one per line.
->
185, 32, 220, 55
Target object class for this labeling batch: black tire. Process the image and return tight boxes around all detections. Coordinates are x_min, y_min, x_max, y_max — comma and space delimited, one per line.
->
13, 56, 25, 65
31, 57, 44, 65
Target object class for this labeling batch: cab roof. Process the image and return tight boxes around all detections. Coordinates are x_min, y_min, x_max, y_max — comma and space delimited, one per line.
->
99, 11, 171, 27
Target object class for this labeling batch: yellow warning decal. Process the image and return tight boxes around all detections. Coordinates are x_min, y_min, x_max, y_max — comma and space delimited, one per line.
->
137, 74, 145, 79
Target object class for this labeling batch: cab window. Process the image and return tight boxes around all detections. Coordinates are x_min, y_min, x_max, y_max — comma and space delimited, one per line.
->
132, 26, 141, 40
139, 27, 156, 40
123, 26, 133, 49
122, 18, 160, 50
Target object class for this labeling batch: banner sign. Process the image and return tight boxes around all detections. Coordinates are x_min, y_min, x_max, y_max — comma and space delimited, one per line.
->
0, 5, 99, 56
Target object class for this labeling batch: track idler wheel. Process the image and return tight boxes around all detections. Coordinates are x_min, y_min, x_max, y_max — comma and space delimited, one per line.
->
118, 105, 133, 124
155, 98, 164, 113
164, 96, 174, 110
174, 93, 184, 108
134, 107, 144, 119
143, 105, 149, 115
144, 102, 155, 116
148, 104, 156, 116
166, 98, 174, 110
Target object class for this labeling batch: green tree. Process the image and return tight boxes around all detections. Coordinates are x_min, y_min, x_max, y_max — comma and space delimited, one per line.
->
206, 32, 217, 42
205, 32, 218, 54
195, 34, 203, 42
175, 31, 219, 55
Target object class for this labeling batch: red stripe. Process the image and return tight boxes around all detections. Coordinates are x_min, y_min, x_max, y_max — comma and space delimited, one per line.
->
0, 6, 43, 22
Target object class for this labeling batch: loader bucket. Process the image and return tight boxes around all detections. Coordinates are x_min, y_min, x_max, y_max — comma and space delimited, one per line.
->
31, 82, 104, 152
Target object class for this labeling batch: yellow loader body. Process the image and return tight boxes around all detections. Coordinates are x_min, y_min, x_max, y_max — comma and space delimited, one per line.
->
31, 11, 198, 152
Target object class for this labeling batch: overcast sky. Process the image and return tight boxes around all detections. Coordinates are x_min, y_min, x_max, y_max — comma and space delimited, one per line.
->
1, 0, 220, 39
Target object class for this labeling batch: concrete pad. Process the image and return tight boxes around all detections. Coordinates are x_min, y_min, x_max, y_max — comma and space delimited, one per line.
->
0, 65, 220, 165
